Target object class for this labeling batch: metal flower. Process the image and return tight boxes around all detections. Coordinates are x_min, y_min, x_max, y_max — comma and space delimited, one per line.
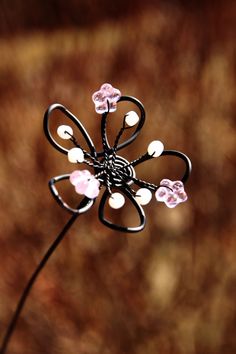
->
44, 84, 192, 233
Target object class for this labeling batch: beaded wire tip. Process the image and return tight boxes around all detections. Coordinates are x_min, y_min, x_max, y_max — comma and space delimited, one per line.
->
44, 83, 192, 233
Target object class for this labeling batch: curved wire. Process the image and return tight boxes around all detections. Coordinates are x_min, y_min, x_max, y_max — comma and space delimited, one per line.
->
43, 103, 97, 158
44, 97, 191, 233
161, 150, 192, 183
130, 150, 192, 184
49, 174, 95, 214
98, 187, 146, 233
0, 202, 87, 354
96, 95, 146, 157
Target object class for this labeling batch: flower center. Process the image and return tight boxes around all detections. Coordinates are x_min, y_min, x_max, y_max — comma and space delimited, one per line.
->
101, 155, 135, 188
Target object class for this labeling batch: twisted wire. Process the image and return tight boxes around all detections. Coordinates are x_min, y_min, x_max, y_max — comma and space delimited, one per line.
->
69, 136, 102, 166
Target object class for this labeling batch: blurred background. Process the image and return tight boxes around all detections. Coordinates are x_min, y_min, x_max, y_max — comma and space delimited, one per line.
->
0, 0, 235, 353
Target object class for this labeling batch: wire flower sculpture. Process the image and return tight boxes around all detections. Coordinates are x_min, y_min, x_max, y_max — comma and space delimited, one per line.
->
44, 83, 191, 232
0, 83, 191, 354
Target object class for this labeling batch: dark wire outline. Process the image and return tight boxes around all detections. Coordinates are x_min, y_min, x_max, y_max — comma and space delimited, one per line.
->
0, 93, 192, 353
43, 96, 192, 232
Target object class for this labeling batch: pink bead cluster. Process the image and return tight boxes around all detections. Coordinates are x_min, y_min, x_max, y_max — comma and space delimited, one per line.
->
155, 179, 188, 208
69, 170, 100, 199
92, 83, 121, 114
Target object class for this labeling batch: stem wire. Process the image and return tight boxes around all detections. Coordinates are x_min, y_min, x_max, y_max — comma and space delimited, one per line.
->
0, 210, 81, 354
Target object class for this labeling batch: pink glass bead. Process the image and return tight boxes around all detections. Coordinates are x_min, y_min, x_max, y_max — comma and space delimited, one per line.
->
83, 178, 100, 199
75, 178, 90, 195
92, 83, 121, 114
69, 170, 91, 186
155, 186, 169, 201
70, 170, 100, 199
165, 193, 179, 208
156, 179, 188, 208
172, 181, 184, 191
160, 179, 172, 188
176, 190, 188, 202
95, 102, 109, 114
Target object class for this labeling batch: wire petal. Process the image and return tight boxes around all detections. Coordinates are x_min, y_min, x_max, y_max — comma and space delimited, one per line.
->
96, 96, 146, 157
49, 174, 95, 214
44, 103, 96, 157
131, 149, 192, 184
98, 187, 146, 233
161, 150, 192, 183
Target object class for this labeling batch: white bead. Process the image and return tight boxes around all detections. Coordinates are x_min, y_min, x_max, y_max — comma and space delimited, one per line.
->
125, 111, 139, 127
68, 147, 84, 163
57, 125, 73, 139
135, 188, 152, 205
147, 140, 164, 157
108, 192, 125, 209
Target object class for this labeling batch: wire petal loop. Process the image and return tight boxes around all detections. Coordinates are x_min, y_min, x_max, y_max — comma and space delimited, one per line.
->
49, 174, 95, 214
130, 149, 192, 184
161, 150, 192, 183
98, 188, 146, 233
44, 103, 96, 157
97, 96, 146, 157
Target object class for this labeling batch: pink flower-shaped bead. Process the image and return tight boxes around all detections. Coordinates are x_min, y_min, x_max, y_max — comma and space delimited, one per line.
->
92, 83, 121, 114
69, 170, 100, 199
155, 179, 188, 208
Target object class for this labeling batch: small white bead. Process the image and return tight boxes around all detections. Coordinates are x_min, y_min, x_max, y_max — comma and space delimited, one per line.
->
57, 125, 73, 139
68, 147, 84, 163
147, 140, 164, 157
108, 192, 125, 209
135, 188, 152, 205
125, 111, 139, 127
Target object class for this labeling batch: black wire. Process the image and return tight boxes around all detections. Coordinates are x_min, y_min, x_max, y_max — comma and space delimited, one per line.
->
0, 209, 82, 354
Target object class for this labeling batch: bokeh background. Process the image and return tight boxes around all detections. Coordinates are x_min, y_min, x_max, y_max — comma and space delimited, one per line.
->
0, 1, 235, 353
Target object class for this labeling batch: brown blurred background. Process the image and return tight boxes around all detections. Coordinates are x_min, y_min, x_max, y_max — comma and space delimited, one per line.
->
0, 0, 235, 353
